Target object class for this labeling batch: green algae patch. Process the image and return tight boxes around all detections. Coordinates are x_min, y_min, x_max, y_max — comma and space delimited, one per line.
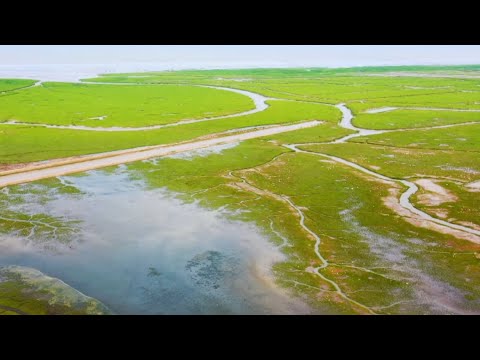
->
0, 266, 112, 315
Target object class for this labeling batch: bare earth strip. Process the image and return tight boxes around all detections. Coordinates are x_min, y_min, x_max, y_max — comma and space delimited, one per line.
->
0, 121, 321, 188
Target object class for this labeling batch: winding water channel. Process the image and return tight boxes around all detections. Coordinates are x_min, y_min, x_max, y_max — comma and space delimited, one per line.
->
0, 84, 274, 132
287, 104, 480, 242
1, 78, 479, 314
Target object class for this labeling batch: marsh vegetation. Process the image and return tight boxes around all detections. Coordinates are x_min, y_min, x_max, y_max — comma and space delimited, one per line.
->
1, 65, 479, 314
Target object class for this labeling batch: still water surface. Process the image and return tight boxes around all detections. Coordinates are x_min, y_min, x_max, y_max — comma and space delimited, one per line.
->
0, 167, 310, 314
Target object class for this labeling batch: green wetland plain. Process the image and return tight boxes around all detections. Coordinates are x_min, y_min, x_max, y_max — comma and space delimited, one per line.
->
1, 65, 480, 314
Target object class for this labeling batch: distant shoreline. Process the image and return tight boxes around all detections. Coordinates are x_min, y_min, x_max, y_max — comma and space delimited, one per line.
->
1, 63, 480, 82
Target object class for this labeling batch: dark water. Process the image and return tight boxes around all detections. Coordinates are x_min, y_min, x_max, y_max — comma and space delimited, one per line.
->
0, 167, 309, 314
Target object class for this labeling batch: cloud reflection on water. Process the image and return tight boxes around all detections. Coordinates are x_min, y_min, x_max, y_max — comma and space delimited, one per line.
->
0, 167, 310, 314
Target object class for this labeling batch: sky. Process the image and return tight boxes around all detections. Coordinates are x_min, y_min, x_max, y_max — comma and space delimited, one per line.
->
1, 45, 480, 68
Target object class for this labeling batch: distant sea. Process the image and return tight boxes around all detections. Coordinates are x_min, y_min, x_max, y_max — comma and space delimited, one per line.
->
0, 62, 290, 82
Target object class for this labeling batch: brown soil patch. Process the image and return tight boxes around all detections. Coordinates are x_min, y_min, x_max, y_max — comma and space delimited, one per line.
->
415, 179, 458, 206
430, 209, 449, 219
382, 188, 480, 244
0, 163, 29, 172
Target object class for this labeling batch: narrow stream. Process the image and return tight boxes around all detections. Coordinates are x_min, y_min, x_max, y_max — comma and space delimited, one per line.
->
285, 104, 480, 242
0, 84, 274, 132
2, 76, 479, 314
333, 103, 386, 143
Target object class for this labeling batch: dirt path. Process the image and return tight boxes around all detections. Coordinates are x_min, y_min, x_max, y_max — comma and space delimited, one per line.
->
0, 121, 321, 188
0, 85, 274, 132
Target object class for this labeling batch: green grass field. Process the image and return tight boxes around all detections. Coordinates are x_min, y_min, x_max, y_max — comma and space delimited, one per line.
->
0, 100, 340, 164
84, 67, 480, 109
0, 79, 36, 93
125, 137, 480, 314
0, 82, 255, 127
301, 141, 480, 232
1, 65, 480, 314
356, 123, 480, 151
354, 109, 480, 130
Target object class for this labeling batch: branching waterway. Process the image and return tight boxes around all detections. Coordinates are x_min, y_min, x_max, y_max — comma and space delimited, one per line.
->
0, 168, 311, 314
285, 104, 480, 243
2, 75, 479, 314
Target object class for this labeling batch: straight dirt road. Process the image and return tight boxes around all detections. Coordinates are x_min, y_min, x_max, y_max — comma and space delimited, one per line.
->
0, 121, 321, 187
